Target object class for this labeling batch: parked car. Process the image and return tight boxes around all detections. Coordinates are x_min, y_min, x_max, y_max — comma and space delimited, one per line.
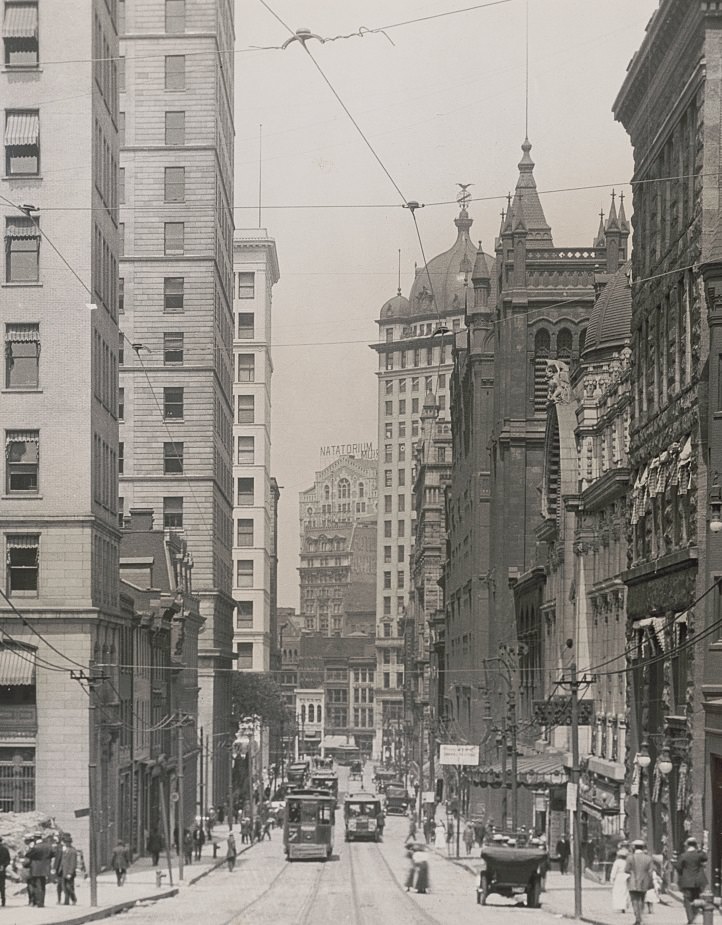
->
476, 846, 547, 908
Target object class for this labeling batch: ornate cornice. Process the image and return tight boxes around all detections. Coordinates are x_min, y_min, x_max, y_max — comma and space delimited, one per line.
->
581, 467, 630, 512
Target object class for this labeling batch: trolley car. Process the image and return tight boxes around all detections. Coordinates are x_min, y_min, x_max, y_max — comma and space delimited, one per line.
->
283, 790, 335, 861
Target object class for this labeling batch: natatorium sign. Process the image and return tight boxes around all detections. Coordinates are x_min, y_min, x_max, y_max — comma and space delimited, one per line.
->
439, 744, 479, 766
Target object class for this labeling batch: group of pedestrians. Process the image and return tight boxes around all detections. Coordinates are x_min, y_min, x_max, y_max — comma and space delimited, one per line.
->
609, 835, 708, 925
11, 831, 85, 908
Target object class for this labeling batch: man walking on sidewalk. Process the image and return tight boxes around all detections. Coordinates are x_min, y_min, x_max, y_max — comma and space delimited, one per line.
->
0, 837, 10, 907
676, 836, 707, 924
54, 834, 78, 905
625, 839, 654, 925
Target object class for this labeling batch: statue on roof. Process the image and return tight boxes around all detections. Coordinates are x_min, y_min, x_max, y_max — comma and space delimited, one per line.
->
546, 359, 571, 403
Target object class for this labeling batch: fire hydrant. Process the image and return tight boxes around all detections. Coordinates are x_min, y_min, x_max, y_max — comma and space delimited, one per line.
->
155, 870, 166, 888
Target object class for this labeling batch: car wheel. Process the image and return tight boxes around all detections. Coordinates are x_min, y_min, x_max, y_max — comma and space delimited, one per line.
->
479, 875, 488, 905
527, 880, 541, 908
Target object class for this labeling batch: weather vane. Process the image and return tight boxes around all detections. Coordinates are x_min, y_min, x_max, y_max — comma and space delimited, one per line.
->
456, 183, 473, 208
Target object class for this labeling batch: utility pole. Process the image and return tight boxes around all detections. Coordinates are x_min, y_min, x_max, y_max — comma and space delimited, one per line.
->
198, 726, 204, 828
509, 691, 518, 833
456, 764, 461, 858
569, 662, 582, 919
177, 717, 185, 881
87, 668, 98, 907
499, 713, 507, 830
228, 736, 234, 830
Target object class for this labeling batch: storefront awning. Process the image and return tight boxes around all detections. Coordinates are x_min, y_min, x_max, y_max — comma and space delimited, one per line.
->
472, 752, 568, 787
0, 645, 36, 685
2, 3, 38, 39
4, 112, 39, 147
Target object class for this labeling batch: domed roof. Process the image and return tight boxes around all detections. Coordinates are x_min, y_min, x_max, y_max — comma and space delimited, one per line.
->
582, 260, 632, 360
407, 207, 478, 317
380, 289, 411, 319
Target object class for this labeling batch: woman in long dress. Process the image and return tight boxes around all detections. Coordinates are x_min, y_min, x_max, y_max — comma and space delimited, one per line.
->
610, 847, 630, 913
434, 818, 446, 850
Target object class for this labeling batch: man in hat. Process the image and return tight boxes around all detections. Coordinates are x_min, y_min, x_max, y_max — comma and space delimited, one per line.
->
676, 836, 708, 924
625, 839, 654, 925
27, 834, 55, 908
54, 834, 78, 905
0, 837, 10, 907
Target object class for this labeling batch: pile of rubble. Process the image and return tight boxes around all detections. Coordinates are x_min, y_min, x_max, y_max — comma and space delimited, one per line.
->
0, 811, 64, 873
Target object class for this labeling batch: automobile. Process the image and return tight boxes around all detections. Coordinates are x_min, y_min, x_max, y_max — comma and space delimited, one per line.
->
349, 760, 363, 781
384, 785, 409, 815
287, 761, 309, 787
373, 768, 398, 794
476, 846, 547, 908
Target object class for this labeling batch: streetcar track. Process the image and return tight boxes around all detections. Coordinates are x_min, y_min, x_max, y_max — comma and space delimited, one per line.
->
227, 859, 291, 922
296, 861, 328, 925
369, 840, 442, 925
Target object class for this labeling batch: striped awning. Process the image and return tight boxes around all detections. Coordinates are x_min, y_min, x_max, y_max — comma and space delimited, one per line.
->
5, 326, 39, 343
4, 111, 39, 146
5, 217, 38, 238
0, 645, 36, 685
2, 3, 38, 39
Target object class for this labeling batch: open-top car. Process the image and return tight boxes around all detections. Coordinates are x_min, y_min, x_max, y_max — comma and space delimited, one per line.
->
476, 846, 547, 908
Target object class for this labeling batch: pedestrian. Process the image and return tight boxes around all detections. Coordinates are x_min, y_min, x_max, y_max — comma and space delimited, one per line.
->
610, 846, 630, 913
111, 840, 130, 886
183, 829, 193, 865
434, 817, 446, 850
446, 817, 455, 856
54, 834, 78, 905
0, 836, 10, 907
240, 816, 251, 844
404, 844, 416, 892
463, 821, 474, 856
226, 833, 237, 872
253, 816, 262, 843
625, 839, 654, 925
27, 834, 54, 907
192, 826, 205, 860
413, 843, 430, 894
147, 829, 163, 866
262, 818, 272, 841
645, 855, 663, 912
423, 816, 432, 845
405, 811, 417, 844
556, 834, 571, 874
676, 836, 708, 924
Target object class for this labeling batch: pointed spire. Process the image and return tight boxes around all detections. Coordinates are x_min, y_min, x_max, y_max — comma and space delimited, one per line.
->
618, 191, 630, 233
513, 193, 528, 233
502, 193, 514, 234
472, 240, 491, 284
605, 189, 620, 232
594, 208, 606, 247
510, 138, 552, 243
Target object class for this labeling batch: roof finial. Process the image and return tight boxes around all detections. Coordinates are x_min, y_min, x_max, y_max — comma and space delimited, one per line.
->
397, 248, 401, 296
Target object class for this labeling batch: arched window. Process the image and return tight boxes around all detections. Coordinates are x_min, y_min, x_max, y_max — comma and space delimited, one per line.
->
317, 705, 322, 725
557, 328, 573, 360
301, 704, 306, 724
324, 484, 330, 501
533, 328, 551, 413
308, 704, 315, 723
358, 481, 365, 498
338, 478, 350, 499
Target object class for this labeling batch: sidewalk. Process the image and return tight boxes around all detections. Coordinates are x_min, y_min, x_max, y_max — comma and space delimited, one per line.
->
1, 823, 252, 925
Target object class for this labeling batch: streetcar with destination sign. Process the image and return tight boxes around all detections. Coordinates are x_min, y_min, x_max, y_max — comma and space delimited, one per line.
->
283, 790, 335, 861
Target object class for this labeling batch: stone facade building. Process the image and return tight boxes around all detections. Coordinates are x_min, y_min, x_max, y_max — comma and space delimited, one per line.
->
613, 0, 720, 866
118, 0, 236, 805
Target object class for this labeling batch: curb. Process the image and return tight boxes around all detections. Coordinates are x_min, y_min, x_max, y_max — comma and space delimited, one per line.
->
39, 842, 255, 925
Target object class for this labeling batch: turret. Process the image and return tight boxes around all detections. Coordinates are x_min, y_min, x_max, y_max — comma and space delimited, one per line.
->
471, 240, 491, 312
605, 190, 621, 273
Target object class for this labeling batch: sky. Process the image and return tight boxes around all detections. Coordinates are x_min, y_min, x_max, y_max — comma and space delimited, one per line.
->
232, 0, 659, 609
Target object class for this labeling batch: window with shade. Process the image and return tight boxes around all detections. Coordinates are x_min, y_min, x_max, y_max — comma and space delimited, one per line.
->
235, 600, 253, 626
164, 222, 184, 255
236, 519, 253, 547
165, 0, 185, 32
6, 534, 39, 593
165, 111, 185, 145
236, 559, 253, 588
164, 55, 185, 90
5, 431, 38, 492
237, 477, 254, 506
5, 217, 39, 282
237, 272, 254, 299
163, 332, 184, 365
164, 277, 184, 312
237, 394, 254, 424
236, 642, 253, 669
237, 437, 254, 464
163, 496, 183, 528
237, 313, 254, 339
5, 323, 39, 388
237, 354, 254, 382
3, 2, 39, 67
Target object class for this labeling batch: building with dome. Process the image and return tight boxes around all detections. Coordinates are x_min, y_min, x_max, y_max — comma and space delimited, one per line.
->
370, 204, 474, 755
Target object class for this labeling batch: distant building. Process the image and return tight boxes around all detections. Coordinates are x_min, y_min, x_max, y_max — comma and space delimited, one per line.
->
299, 456, 377, 636
278, 608, 302, 713
232, 229, 280, 672
371, 205, 468, 756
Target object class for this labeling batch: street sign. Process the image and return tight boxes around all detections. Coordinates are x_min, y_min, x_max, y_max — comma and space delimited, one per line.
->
74, 807, 90, 818
533, 698, 594, 726
439, 744, 479, 766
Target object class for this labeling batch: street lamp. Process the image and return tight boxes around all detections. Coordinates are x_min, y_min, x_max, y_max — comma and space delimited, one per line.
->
656, 745, 673, 777
637, 740, 652, 770
709, 480, 722, 533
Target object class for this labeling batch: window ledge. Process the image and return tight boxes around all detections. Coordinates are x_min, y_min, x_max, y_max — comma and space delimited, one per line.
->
2, 175, 43, 181
8, 591, 39, 598
2, 494, 42, 500
2, 67, 42, 73
1, 282, 42, 288
1, 388, 42, 394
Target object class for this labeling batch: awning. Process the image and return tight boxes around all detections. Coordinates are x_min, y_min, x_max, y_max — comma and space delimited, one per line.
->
473, 752, 568, 786
2, 3, 38, 39
5, 326, 39, 343
4, 217, 38, 239
0, 645, 36, 685
4, 112, 39, 147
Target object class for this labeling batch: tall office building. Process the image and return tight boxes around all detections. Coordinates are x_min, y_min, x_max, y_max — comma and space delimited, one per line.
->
232, 229, 279, 671
118, 0, 235, 802
370, 205, 469, 755
0, 0, 120, 856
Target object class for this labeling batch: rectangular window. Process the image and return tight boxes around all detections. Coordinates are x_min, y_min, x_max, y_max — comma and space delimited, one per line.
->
438, 374, 446, 388
384, 520, 391, 538
384, 444, 392, 463
163, 386, 183, 419
3, 2, 39, 67
6, 534, 39, 593
384, 423, 393, 439
236, 642, 253, 669
119, 222, 125, 255
118, 387, 125, 420
426, 348, 433, 365
383, 673, 390, 689
438, 395, 446, 411
165, 111, 185, 145
5, 431, 38, 492
118, 331, 124, 366
411, 420, 418, 437
163, 496, 183, 528
384, 495, 392, 514
396, 672, 404, 689
398, 469, 405, 487
412, 376, 419, 391
412, 398, 419, 413
398, 421, 406, 438
118, 167, 125, 203
383, 571, 391, 590
5, 217, 39, 282
399, 400, 406, 414
398, 545, 404, 562
237, 354, 254, 382
385, 381, 393, 395
163, 441, 183, 474
425, 376, 433, 392
4, 323, 39, 388
164, 166, 185, 202
384, 545, 391, 563
385, 401, 392, 416
237, 477, 254, 506
163, 332, 184, 365
398, 520, 405, 537
119, 112, 125, 146
237, 436, 254, 464
384, 470, 392, 488
165, 55, 185, 90
397, 494, 405, 512
237, 312, 254, 339
398, 444, 406, 462
399, 378, 406, 393
236, 559, 253, 588
385, 354, 394, 371
164, 222, 184, 255
118, 278, 124, 313
237, 394, 254, 424
236, 519, 253, 546
237, 272, 255, 299
164, 277, 184, 312
165, 0, 185, 32
4, 110, 39, 174
118, 442, 124, 475
118, 56, 125, 92
397, 571, 405, 588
